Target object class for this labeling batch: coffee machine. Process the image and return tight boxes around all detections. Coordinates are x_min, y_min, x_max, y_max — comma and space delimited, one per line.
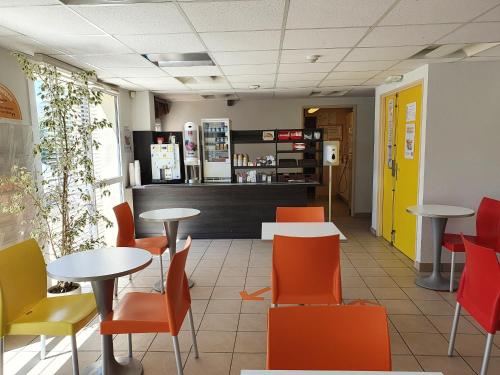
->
183, 122, 201, 183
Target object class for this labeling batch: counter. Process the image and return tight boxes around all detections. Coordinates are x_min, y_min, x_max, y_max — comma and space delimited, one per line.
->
132, 182, 317, 238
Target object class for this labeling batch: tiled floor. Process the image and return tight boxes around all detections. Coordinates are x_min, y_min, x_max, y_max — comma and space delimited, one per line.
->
4, 216, 499, 374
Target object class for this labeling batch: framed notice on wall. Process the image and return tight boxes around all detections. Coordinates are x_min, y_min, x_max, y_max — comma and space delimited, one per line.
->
404, 123, 415, 159
0, 83, 22, 120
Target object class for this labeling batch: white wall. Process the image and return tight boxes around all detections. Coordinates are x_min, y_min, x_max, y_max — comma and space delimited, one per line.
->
131, 91, 155, 131
163, 96, 375, 214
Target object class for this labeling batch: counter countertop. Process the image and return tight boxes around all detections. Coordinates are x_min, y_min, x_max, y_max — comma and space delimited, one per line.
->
130, 181, 320, 189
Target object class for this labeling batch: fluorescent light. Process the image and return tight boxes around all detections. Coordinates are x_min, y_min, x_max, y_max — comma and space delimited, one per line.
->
144, 53, 214, 68
463, 43, 500, 57
425, 44, 465, 58
307, 108, 319, 114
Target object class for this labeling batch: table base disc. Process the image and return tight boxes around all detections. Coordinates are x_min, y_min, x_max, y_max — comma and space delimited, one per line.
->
415, 274, 456, 291
83, 357, 143, 375
153, 278, 195, 292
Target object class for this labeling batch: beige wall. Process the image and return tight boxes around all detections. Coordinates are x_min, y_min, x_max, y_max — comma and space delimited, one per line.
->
163, 96, 375, 214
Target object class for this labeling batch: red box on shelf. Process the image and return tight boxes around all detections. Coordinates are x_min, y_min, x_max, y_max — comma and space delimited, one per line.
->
290, 130, 303, 140
278, 131, 290, 140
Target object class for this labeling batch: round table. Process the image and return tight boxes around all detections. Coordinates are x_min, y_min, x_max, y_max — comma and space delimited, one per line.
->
139, 208, 200, 291
407, 204, 475, 291
47, 248, 152, 375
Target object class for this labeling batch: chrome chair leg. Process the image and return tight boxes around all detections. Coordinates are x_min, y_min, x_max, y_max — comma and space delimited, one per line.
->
159, 254, 165, 294
128, 334, 133, 358
71, 335, 79, 375
40, 335, 46, 360
188, 307, 199, 358
448, 302, 461, 356
172, 336, 183, 375
449, 252, 455, 292
480, 333, 494, 375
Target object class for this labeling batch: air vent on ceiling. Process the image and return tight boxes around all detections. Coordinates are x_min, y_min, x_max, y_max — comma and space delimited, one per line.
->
61, 0, 165, 4
309, 90, 348, 97
144, 53, 215, 68
410, 43, 500, 60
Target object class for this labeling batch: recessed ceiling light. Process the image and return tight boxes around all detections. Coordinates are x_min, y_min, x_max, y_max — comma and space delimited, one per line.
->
307, 108, 319, 114
144, 53, 214, 68
248, 84, 260, 89
384, 75, 403, 83
305, 55, 320, 63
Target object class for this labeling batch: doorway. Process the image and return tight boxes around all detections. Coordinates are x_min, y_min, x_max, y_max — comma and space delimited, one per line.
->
304, 107, 355, 217
380, 83, 423, 260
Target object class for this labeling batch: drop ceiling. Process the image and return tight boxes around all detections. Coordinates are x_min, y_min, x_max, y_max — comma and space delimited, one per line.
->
0, 0, 499, 101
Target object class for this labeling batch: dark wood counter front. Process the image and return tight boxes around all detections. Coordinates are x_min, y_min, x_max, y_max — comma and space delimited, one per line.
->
132, 183, 315, 238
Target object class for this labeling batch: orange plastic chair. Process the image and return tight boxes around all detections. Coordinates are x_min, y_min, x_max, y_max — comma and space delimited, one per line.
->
101, 237, 198, 375
267, 305, 391, 371
272, 235, 341, 306
275, 206, 325, 222
113, 202, 168, 294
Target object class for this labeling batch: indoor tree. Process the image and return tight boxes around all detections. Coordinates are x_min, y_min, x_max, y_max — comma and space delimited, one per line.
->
0, 54, 112, 293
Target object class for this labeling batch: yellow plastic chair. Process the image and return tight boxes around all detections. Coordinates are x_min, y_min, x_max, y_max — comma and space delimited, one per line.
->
0, 239, 97, 375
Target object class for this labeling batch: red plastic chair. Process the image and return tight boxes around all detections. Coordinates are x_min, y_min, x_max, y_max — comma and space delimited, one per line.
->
101, 237, 198, 375
448, 236, 500, 375
267, 305, 391, 371
443, 197, 500, 292
113, 202, 168, 294
272, 235, 341, 306
275, 206, 325, 222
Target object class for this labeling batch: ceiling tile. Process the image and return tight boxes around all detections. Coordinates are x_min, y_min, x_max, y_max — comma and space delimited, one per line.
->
200, 30, 281, 51
438, 22, 500, 44
221, 64, 276, 75
462, 56, 500, 62
278, 62, 336, 73
0, 25, 17, 36
277, 72, 327, 81
363, 77, 387, 85
185, 82, 232, 90
380, 0, 500, 25
283, 28, 368, 49
389, 57, 461, 71
180, 0, 284, 32
0, 35, 62, 55
0, 1, 59, 5
275, 80, 320, 88
359, 24, 459, 47
287, 0, 395, 28
335, 60, 397, 71
161, 66, 222, 77
327, 71, 379, 80
115, 34, 205, 54
98, 67, 167, 79
33, 34, 131, 55
345, 46, 425, 61
211, 50, 279, 65
236, 90, 274, 99
100, 77, 146, 91
232, 83, 275, 89
125, 76, 187, 90
319, 78, 366, 87
476, 5, 500, 21
280, 48, 349, 63
226, 74, 276, 83
78, 54, 154, 69
0, 5, 103, 36
273, 89, 312, 98
72, 3, 191, 34
48, 54, 106, 73
476, 44, 500, 57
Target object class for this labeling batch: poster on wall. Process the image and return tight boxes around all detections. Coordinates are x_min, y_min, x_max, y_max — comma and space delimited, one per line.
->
0, 83, 22, 120
404, 123, 415, 160
386, 98, 394, 168
406, 102, 416, 122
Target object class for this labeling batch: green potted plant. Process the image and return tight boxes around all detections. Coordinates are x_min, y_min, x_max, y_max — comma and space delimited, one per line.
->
0, 54, 113, 295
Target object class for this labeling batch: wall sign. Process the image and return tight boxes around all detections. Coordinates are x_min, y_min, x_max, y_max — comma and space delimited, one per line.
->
0, 83, 22, 120
404, 123, 415, 160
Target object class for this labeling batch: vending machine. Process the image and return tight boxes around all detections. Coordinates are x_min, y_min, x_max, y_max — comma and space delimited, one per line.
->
201, 118, 231, 182
151, 142, 181, 182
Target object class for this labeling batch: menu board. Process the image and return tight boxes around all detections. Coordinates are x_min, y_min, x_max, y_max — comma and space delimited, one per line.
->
0, 83, 22, 120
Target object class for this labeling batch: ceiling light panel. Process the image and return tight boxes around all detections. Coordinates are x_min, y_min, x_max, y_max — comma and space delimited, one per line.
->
180, 0, 285, 32
115, 33, 205, 54
221, 64, 276, 75
161, 66, 222, 77
33, 34, 131, 55
283, 28, 368, 49
335, 60, 396, 71
71, 3, 191, 34
78, 54, 154, 68
211, 50, 279, 65
360, 24, 459, 47
438, 22, 500, 44
345, 46, 426, 61
280, 48, 349, 63
475, 44, 500, 57
379, 0, 500, 26
0, 5, 103, 36
287, 0, 395, 28
200, 30, 281, 51
278, 62, 336, 74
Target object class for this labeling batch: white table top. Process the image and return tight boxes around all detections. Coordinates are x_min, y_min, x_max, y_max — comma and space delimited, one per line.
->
261, 222, 347, 241
139, 208, 201, 223
242, 371, 443, 375
47, 248, 152, 282
406, 204, 475, 218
